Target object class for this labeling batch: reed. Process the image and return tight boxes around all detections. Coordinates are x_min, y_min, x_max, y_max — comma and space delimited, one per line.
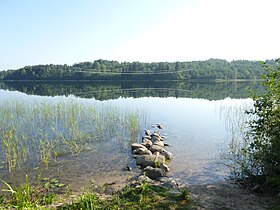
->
218, 99, 255, 177
0, 97, 147, 173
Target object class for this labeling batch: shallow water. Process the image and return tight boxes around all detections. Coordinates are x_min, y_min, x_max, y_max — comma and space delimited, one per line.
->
0, 84, 253, 191
100, 96, 252, 184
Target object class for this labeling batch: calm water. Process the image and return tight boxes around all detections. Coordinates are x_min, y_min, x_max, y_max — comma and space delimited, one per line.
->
0, 81, 256, 191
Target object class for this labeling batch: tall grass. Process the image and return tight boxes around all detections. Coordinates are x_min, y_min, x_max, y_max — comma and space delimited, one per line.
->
0, 96, 147, 173
218, 98, 256, 177
0, 174, 63, 209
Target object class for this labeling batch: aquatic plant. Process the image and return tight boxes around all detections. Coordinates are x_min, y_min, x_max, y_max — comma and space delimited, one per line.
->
0, 96, 147, 173
218, 98, 255, 177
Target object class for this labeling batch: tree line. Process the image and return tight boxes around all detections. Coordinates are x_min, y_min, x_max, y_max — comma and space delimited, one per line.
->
0, 59, 276, 81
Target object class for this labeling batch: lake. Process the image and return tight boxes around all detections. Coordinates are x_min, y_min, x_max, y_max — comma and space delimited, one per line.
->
0, 81, 258, 192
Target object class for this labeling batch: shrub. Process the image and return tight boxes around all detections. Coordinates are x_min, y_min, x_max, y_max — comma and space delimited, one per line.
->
245, 59, 280, 186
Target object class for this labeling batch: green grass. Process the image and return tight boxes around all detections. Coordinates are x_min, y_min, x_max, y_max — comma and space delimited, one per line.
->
0, 178, 190, 209
0, 175, 57, 209
59, 183, 190, 210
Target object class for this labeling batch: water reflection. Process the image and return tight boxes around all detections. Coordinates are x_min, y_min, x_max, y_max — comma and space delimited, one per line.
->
0, 80, 261, 100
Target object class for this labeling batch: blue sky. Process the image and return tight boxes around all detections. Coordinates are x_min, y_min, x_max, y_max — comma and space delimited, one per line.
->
0, 0, 279, 70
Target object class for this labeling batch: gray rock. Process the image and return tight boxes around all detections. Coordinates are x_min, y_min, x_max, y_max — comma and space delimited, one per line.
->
160, 163, 170, 172
158, 177, 179, 189
142, 135, 152, 140
132, 147, 152, 155
151, 136, 161, 143
131, 143, 146, 151
141, 139, 153, 148
136, 175, 154, 184
143, 166, 166, 180
130, 175, 155, 187
124, 166, 132, 171
150, 144, 164, 153
135, 154, 165, 167
161, 149, 174, 160
145, 130, 151, 136
153, 140, 164, 147
153, 131, 164, 138
156, 124, 163, 129
153, 151, 160, 156
151, 132, 160, 137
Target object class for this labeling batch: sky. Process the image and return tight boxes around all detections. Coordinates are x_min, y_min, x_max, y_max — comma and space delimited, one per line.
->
0, 0, 279, 70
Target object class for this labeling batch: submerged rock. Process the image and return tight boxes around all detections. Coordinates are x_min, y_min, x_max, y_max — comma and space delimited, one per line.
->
143, 166, 166, 180
156, 124, 163, 129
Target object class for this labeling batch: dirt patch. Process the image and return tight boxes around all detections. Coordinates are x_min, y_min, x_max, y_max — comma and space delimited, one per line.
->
187, 180, 277, 210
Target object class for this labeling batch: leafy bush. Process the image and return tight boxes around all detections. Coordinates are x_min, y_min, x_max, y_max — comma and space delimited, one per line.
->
244, 59, 280, 186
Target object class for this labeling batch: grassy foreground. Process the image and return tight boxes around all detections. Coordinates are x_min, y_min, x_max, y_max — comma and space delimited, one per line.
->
0, 177, 190, 209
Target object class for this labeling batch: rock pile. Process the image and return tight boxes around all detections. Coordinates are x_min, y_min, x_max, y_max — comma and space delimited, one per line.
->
131, 128, 174, 180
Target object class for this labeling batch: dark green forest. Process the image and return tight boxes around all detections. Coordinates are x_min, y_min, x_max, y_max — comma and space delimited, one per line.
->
0, 59, 276, 81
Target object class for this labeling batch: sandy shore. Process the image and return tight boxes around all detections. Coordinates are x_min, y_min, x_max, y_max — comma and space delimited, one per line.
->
187, 180, 277, 210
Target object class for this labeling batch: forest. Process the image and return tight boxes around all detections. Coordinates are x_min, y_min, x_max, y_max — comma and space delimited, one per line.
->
0, 59, 276, 81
